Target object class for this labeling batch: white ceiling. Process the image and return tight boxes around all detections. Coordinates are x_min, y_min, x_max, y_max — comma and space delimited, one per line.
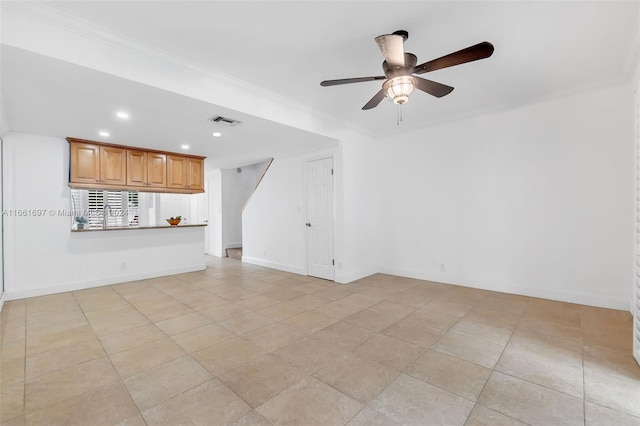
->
2, 1, 639, 166
1, 45, 337, 169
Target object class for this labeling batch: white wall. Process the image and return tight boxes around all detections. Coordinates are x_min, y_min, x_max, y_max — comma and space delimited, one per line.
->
336, 134, 382, 283
221, 161, 269, 250
2, 132, 206, 300
242, 157, 306, 274
633, 54, 640, 310
156, 193, 191, 225
377, 83, 634, 310
0, 136, 4, 306
242, 140, 380, 284
1, 97, 7, 306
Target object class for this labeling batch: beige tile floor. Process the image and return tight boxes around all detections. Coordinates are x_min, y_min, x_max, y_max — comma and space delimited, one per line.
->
1, 256, 639, 425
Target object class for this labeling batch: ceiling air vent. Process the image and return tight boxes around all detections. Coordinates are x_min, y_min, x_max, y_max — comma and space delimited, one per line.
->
207, 115, 242, 127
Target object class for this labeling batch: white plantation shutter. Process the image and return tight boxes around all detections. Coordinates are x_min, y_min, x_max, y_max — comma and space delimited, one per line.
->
80, 189, 138, 228
87, 190, 104, 228
105, 191, 125, 227
128, 192, 139, 226
635, 83, 640, 366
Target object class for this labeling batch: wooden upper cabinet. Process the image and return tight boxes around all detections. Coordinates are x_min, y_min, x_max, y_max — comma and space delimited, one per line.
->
70, 142, 100, 183
99, 146, 126, 185
187, 158, 204, 191
167, 155, 187, 189
70, 142, 126, 185
126, 150, 148, 187
147, 152, 167, 188
127, 150, 167, 188
69, 138, 204, 193
167, 156, 204, 191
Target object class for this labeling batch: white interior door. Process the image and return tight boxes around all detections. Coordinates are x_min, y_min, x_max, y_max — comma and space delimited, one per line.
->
306, 157, 334, 280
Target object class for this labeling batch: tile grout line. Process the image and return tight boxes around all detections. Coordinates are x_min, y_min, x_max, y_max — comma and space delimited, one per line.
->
128, 273, 289, 423
6, 261, 637, 425
71, 289, 150, 426
464, 298, 524, 424
19, 301, 27, 424
102, 281, 244, 423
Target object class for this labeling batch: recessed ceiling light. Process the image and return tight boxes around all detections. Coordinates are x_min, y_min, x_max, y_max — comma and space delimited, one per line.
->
181, 144, 190, 150
99, 131, 110, 137
116, 111, 130, 119
212, 132, 222, 137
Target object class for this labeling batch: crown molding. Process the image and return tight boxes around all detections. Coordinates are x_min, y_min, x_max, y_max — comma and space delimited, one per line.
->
1, 1, 373, 140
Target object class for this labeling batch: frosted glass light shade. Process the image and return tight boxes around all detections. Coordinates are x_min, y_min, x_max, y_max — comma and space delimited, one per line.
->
384, 76, 416, 105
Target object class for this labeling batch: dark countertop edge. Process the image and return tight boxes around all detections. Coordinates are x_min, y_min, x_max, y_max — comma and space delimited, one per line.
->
71, 224, 207, 232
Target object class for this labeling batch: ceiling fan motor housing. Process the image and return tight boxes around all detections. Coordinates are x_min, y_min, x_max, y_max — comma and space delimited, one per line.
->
392, 30, 409, 41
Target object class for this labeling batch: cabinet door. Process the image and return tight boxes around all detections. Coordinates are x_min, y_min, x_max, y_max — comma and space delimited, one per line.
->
186, 158, 204, 191
100, 146, 126, 185
126, 150, 147, 187
166, 155, 187, 189
70, 142, 100, 183
147, 153, 167, 188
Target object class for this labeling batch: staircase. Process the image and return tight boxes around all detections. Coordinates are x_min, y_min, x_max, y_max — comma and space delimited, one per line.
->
226, 247, 243, 260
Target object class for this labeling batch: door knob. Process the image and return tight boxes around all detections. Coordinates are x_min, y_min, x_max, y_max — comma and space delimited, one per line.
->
305, 223, 311, 227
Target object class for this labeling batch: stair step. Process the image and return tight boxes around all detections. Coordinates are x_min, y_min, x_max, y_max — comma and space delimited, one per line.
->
226, 247, 243, 260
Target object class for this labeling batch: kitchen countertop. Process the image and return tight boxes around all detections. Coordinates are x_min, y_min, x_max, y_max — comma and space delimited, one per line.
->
71, 223, 207, 232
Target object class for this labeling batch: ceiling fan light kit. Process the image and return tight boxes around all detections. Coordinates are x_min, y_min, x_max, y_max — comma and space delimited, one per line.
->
320, 30, 494, 120
383, 75, 416, 105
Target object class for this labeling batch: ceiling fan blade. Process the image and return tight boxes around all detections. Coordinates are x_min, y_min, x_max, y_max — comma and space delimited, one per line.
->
362, 90, 386, 110
320, 76, 386, 87
414, 77, 454, 98
375, 34, 405, 67
413, 41, 494, 74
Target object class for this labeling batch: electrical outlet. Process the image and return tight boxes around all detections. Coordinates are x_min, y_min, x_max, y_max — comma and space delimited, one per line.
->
440, 263, 445, 272
121, 262, 127, 270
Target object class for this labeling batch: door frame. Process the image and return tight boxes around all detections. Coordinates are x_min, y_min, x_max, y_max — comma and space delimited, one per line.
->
304, 155, 335, 281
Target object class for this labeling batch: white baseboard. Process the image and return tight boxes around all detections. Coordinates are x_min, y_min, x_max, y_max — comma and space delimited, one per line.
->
242, 256, 306, 276
335, 268, 379, 285
4, 264, 206, 301
240, 258, 377, 285
378, 266, 631, 312
0, 292, 5, 313
206, 249, 224, 258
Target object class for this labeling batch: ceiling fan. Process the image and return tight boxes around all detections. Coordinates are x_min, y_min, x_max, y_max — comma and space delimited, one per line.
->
320, 30, 494, 110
